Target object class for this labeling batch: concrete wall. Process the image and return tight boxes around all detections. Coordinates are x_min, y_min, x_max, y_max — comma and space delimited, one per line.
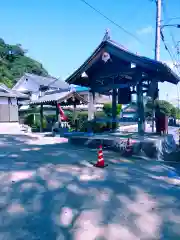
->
0, 97, 19, 122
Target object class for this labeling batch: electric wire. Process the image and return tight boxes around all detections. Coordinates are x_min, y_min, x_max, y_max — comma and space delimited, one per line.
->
79, 0, 153, 49
161, 0, 180, 117
162, 0, 179, 66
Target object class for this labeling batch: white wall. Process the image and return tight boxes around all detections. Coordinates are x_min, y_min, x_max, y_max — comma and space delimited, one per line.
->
15, 77, 39, 93
31, 93, 39, 100
0, 97, 17, 105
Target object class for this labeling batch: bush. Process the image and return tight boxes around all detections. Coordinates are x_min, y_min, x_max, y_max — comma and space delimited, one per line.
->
66, 111, 88, 130
24, 113, 47, 131
35, 118, 47, 129
78, 111, 112, 133
66, 107, 123, 133
66, 110, 109, 133
103, 103, 122, 117
24, 114, 34, 126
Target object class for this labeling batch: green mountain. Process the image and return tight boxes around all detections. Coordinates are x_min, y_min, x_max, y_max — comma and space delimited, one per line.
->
0, 38, 48, 88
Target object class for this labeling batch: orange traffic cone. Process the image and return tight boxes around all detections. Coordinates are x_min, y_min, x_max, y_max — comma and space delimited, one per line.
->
94, 145, 108, 168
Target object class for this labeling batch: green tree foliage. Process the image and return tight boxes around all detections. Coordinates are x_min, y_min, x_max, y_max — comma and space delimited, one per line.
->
103, 103, 122, 117
0, 38, 48, 88
145, 98, 178, 118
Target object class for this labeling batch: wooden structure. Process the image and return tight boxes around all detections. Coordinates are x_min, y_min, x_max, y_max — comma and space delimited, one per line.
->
66, 31, 180, 134
29, 90, 87, 132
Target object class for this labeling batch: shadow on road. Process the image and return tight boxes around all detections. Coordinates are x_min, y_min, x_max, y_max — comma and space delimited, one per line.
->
0, 134, 180, 239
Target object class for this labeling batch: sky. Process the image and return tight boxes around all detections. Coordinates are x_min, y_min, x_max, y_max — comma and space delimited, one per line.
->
0, 0, 180, 102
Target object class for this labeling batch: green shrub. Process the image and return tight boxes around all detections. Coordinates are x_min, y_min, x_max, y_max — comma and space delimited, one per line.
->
66, 111, 88, 131
24, 113, 47, 131
103, 103, 122, 117
24, 114, 34, 126
66, 108, 121, 133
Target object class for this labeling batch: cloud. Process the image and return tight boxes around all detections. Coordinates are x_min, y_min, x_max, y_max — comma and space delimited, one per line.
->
137, 26, 154, 35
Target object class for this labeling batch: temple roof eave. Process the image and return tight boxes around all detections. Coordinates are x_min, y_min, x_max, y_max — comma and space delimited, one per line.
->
65, 38, 180, 86
30, 91, 87, 105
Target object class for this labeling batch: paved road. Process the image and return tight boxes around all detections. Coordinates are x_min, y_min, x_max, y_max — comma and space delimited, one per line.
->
0, 134, 180, 240
168, 126, 179, 143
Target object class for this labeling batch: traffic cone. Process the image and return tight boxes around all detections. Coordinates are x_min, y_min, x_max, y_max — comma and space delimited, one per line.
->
122, 138, 133, 157
94, 145, 108, 168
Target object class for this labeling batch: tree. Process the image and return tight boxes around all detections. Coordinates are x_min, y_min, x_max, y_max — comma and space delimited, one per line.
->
175, 107, 180, 119
170, 106, 177, 118
145, 99, 174, 117
155, 100, 172, 116
0, 38, 48, 88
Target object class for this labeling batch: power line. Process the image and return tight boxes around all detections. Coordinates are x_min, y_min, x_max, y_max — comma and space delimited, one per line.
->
161, 0, 178, 61
160, 31, 175, 63
79, 0, 145, 44
160, 31, 180, 82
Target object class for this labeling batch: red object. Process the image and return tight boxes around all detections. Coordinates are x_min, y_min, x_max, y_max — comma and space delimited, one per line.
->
155, 115, 168, 134
95, 145, 105, 168
123, 138, 133, 157
57, 103, 68, 121
126, 138, 131, 152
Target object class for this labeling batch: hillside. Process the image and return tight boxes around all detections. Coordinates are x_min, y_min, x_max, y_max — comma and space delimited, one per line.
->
0, 38, 48, 88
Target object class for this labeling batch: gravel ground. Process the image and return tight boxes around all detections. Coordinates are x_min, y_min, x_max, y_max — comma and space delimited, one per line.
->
0, 133, 180, 240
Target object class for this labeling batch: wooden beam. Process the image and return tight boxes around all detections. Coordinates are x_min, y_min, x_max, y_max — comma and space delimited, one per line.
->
94, 82, 136, 92
91, 67, 138, 81
40, 104, 43, 133
112, 89, 117, 131
56, 102, 59, 122
136, 80, 145, 135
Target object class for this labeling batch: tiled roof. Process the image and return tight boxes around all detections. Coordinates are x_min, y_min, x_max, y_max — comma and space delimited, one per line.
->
0, 83, 29, 99
13, 73, 70, 90
30, 91, 87, 105
66, 35, 180, 86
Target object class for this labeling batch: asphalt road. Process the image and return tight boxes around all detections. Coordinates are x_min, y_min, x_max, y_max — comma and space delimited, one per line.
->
0, 134, 180, 239
168, 126, 179, 143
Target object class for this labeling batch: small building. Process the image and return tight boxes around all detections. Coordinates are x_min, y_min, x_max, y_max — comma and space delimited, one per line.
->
0, 83, 28, 122
12, 73, 70, 101
29, 89, 88, 132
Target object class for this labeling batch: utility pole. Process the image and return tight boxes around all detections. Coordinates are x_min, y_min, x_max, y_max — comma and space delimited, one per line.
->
152, 0, 162, 132
154, 0, 162, 61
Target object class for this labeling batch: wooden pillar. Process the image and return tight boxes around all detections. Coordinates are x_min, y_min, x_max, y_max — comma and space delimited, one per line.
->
73, 102, 77, 131
56, 102, 59, 122
40, 104, 43, 132
112, 88, 117, 131
88, 91, 95, 121
137, 82, 145, 135
87, 90, 95, 133
73, 102, 76, 120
